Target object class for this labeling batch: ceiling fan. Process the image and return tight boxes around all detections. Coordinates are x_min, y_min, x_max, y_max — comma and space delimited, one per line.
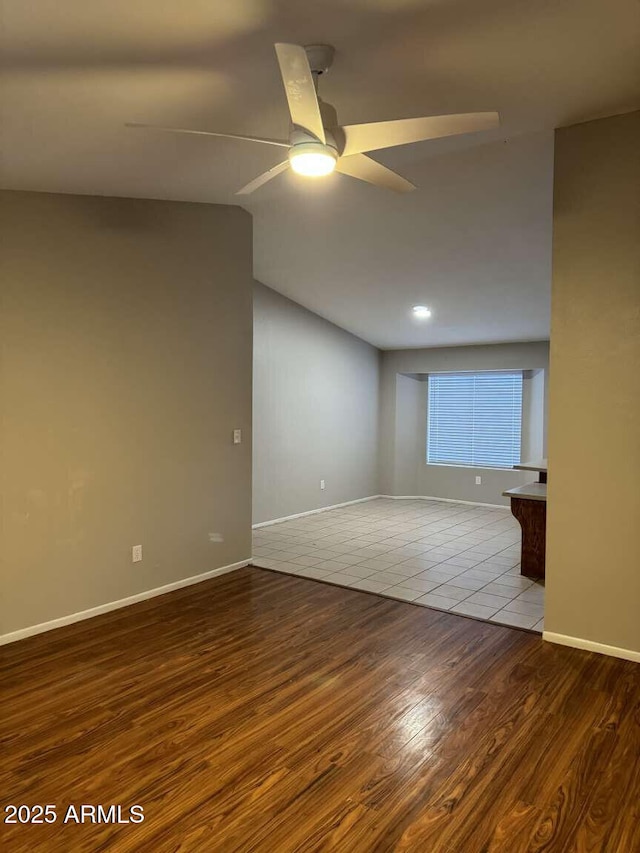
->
127, 43, 499, 195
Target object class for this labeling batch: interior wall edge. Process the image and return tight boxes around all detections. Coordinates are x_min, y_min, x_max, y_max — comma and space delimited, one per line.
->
545, 110, 640, 655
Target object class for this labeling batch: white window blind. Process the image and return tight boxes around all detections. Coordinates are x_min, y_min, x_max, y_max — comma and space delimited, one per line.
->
427, 371, 523, 469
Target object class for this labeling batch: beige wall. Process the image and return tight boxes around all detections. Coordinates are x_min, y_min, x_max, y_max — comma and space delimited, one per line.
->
1, 191, 253, 637
546, 111, 640, 656
392, 374, 425, 497
380, 342, 550, 504
253, 282, 380, 524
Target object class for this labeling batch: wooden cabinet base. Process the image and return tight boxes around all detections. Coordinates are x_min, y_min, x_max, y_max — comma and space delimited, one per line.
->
510, 496, 546, 579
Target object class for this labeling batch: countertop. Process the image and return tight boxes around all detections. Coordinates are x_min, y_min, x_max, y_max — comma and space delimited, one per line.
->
513, 459, 547, 473
502, 483, 547, 502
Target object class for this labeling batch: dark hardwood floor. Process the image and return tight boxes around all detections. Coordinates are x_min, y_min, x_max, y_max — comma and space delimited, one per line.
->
2, 567, 639, 852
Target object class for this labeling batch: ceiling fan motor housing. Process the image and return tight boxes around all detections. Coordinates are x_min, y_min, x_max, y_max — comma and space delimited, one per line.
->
290, 124, 338, 151
289, 99, 341, 154
304, 44, 335, 76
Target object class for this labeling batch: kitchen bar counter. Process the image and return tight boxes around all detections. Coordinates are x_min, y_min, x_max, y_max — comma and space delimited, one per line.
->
503, 467, 548, 580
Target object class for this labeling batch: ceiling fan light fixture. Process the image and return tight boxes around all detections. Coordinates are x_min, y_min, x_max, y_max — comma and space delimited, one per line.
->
289, 142, 337, 177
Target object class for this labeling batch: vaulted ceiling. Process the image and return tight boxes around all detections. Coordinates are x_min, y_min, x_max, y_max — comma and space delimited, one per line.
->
3, 1, 638, 347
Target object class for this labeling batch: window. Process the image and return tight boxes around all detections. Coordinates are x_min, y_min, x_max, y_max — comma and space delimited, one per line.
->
427, 371, 523, 469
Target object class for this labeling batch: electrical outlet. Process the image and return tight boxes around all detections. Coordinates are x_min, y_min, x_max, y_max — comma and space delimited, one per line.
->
320, 479, 325, 490
233, 429, 242, 445
475, 476, 482, 485
132, 544, 143, 563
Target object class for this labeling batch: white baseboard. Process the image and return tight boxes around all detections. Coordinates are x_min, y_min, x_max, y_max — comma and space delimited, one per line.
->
252, 495, 381, 529
378, 494, 508, 510
253, 494, 507, 529
543, 631, 640, 663
0, 559, 250, 647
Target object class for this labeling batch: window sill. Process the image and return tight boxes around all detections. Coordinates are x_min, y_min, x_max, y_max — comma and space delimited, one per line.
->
426, 462, 521, 472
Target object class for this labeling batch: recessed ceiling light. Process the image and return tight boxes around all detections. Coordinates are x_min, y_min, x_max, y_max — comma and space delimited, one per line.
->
412, 305, 432, 319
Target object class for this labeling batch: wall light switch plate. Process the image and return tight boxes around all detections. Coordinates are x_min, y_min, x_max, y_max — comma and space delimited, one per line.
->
320, 479, 325, 490
233, 429, 242, 445
475, 476, 482, 485
132, 544, 143, 563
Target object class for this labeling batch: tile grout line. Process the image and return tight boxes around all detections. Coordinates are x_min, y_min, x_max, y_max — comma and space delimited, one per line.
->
253, 497, 544, 632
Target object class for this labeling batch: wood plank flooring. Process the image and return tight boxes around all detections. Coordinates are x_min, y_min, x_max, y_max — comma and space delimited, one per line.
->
2, 567, 639, 852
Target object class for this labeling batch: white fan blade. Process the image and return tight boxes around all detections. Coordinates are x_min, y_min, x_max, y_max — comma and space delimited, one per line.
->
338, 112, 500, 156
274, 43, 326, 143
236, 161, 290, 196
125, 122, 289, 148
336, 154, 415, 194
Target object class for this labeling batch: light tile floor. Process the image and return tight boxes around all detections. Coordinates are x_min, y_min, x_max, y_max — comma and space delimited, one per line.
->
252, 498, 544, 632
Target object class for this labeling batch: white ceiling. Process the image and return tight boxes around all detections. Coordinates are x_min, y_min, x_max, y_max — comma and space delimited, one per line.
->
2, 0, 639, 348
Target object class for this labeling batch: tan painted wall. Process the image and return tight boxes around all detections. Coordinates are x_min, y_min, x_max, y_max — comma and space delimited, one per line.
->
253, 282, 380, 524
1, 191, 253, 636
546, 112, 640, 654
